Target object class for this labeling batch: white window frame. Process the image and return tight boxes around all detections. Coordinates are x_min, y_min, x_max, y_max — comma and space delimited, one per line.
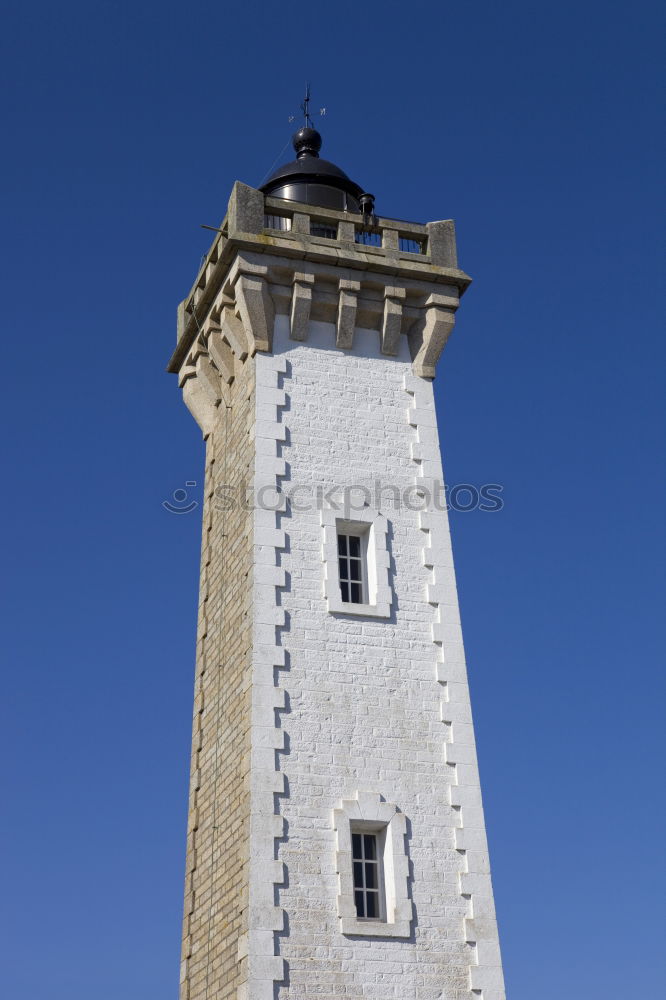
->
333, 791, 413, 938
321, 505, 392, 618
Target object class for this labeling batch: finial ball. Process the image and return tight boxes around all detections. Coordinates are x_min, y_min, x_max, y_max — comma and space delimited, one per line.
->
293, 126, 322, 158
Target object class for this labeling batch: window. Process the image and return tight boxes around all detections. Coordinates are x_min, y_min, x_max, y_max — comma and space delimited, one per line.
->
352, 830, 384, 920
337, 531, 367, 604
264, 213, 291, 231
399, 236, 426, 254
310, 221, 337, 239
355, 229, 382, 247
321, 505, 392, 618
333, 791, 413, 937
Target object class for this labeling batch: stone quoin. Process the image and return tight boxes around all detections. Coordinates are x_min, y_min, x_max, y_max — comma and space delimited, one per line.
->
168, 123, 505, 1000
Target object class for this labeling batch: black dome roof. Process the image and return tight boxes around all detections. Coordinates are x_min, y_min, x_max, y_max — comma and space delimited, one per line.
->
260, 127, 365, 212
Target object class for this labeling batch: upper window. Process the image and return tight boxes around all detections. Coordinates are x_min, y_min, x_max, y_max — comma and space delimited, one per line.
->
337, 531, 367, 604
321, 505, 392, 618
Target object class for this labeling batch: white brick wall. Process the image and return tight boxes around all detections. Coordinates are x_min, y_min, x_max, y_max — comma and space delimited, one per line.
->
250, 316, 504, 1000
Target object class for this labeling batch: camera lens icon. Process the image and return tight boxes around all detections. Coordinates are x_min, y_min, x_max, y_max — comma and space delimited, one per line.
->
163, 481, 199, 514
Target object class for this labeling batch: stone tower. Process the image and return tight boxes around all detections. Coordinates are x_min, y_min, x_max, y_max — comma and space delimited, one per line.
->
168, 125, 505, 1000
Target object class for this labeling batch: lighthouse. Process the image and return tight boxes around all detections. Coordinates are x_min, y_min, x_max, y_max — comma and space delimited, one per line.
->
168, 121, 505, 1000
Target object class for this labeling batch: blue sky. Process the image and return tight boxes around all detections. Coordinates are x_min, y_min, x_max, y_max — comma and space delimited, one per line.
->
0, 1, 663, 997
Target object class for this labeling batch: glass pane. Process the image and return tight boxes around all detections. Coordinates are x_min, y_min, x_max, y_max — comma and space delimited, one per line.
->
312, 223, 337, 239
353, 861, 363, 888
363, 834, 376, 859
355, 230, 382, 247
352, 833, 362, 858
337, 534, 347, 555
340, 581, 350, 603
339, 557, 348, 580
350, 582, 362, 603
366, 892, 378, 918
348, 535, 361, 557
365, 862, 377, 889
399, 236, 423, 254
349, 559, 361, 581
354, 890, 365, 917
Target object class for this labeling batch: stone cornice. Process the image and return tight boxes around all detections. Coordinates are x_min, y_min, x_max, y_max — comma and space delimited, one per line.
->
169, 182, 472, 381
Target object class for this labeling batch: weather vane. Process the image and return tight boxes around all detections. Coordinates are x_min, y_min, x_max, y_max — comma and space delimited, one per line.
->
288, 83, 326, 127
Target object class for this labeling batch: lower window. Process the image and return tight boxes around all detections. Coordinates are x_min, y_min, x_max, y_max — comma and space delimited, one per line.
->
352, 829, 385, 920
333, 791, 413, 937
